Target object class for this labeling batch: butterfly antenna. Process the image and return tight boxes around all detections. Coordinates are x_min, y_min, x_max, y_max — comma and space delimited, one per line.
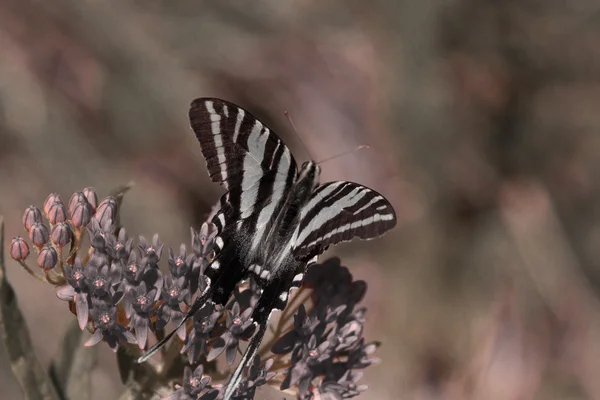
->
316, 144, 371, 166
284, 110, 313, 160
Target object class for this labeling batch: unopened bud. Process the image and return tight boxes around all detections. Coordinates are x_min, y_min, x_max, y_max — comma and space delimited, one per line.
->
51, 222, 72, 247
28, 222, 49, 247
43, 193, 62, 215
68, 192, 87, 216
9, 237, 30, 261
83, 187, 98, 212
71, 201, 92, 228
95, 197, 117, 227
47, 201, 68, 225
22, 206, 42, 231
37, 246, 58, 271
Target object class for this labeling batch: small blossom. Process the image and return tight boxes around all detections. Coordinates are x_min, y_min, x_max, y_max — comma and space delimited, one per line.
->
50, 222, 72, 247
37, 246, 58, 271
86, 217, 113, 252
168, 245, 192, 279
139, 234, 164, 266
318, 370, 368, 399
83, 187, 98, 212
64, 257, 88, 293
22, 206, 43, 231
124, 282, 157, 348
43, 193, 62, 215
28, 222, 49, 248
71, 200, 92, 228
9, 237, 30, 261
85, 264, 113, 299
281, 334, 333, 396
106, 228, 133, 261
94, 196, 117, 227
207, 302, 254, 365
346, 339, 380, 369
156, 276, 189, 338
232, 356, 276, 399
47, 201, 68, 224
85, 300, 135, 351
182, 303, 223, 363
188, 223, 216, 296
163, 365, 219, 400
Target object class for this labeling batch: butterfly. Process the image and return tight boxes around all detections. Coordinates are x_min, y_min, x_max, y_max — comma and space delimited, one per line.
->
138, 98, 396, 399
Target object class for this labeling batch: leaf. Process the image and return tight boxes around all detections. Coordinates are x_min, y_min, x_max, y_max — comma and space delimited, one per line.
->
49, 319, 97, 400
0, 216, 61, 399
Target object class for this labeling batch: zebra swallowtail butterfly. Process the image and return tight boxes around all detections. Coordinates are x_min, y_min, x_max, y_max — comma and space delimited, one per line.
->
138, 98, 396, 399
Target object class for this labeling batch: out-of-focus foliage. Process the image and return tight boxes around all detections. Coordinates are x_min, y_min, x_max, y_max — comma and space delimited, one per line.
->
1, 0, 600, 399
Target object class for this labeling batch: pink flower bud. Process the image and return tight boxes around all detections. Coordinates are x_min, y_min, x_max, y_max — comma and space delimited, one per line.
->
83, 187, 98, 212
28, 222, 49, 248
43, 193, 62, 215
37, 246, 58, 271
71, 201, 92, 228
95, 197, 117, 227
9, 237, 30, 261
68, 192, 87, 216
47, 201, 68, 225
22, 206, 42, 231
51, 222, 72, 247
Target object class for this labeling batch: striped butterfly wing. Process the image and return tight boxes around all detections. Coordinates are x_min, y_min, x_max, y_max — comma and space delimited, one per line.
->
293, 181, 397, 260
189, 98, 298, 229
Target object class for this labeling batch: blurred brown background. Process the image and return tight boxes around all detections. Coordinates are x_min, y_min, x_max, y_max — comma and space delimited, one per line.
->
2, 0, 600, 399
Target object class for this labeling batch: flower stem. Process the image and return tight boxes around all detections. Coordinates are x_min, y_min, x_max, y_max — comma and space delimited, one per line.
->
17, 261, 47, 283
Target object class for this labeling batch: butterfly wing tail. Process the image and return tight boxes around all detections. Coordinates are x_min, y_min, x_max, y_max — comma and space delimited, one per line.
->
222, 321, 268, 400
136, 326, 179, 363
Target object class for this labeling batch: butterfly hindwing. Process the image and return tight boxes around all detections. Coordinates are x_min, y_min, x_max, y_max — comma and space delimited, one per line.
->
293, 181, 396, 260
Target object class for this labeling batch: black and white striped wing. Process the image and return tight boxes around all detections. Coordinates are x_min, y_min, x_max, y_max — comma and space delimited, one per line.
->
293, 181, 396, 260
189, 98, 298, 227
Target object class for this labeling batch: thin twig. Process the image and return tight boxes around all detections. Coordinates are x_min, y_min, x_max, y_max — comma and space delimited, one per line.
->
18, 260, 48, 283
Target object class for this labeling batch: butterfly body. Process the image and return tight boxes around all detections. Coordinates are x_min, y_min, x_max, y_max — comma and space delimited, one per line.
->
139, 98, 396, 400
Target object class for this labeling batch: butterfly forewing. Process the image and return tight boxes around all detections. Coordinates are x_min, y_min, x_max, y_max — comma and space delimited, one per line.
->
189, 98, 297, 226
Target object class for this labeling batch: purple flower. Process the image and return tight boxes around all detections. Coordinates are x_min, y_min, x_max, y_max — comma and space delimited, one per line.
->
182, 302, 223, 363
156, 276, 189, 339
231, 356, 276, 399
124, 282, 157, 349
318, 370, 368, 399
207, 302, 254, 365
163, 365, 219, 400
85, 300, 135, 351
168, 244, 193, 279
86, 217, 113, 253
106, 227, 134, 261
188, 223, 216, 296
139, 234, 164, 266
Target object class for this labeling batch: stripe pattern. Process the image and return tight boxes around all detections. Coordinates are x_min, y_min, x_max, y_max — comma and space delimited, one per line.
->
190, 98, 297, 229
292, 181, 396, 259
152, 98, 397, 400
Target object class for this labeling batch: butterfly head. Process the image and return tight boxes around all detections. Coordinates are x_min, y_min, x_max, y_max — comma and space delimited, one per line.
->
298, 161, 321, 193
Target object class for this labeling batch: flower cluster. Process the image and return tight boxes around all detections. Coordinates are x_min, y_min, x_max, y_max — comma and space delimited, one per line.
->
270, 258, 379, 399
9, 189, 380, 399
9, 189, 217, 353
